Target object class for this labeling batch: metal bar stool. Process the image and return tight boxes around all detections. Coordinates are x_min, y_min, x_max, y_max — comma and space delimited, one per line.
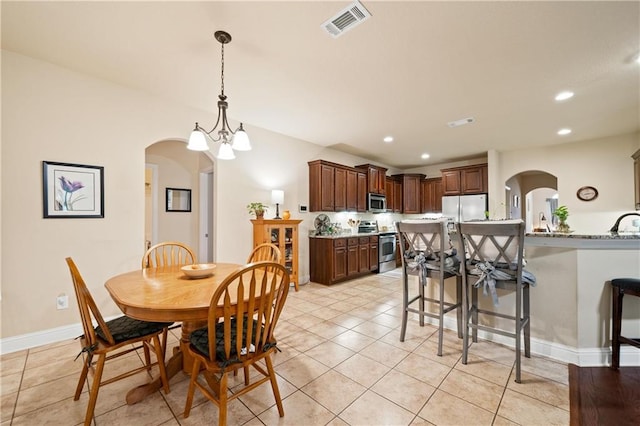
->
610, 278, 640, 369
396, 220, 462, 356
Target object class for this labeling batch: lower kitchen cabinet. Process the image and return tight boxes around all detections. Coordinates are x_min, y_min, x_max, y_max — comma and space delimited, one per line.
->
309, 235, 379, 285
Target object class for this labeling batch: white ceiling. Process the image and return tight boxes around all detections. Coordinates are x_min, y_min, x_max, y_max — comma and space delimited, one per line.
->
2, 1, 639, 168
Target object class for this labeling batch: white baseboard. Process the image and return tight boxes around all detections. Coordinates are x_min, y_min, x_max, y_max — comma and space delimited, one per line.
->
3, 315, 639, 367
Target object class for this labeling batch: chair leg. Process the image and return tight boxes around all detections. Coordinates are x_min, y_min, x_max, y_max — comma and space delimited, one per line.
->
611, 286, 623, 370
400, 272, 409, 342
152, 335, 170, 394
184, 358, 201, 418
84, 354, 106, 426
75, 354, 91, 400
265, 355, 285, 417
218, 372, 229, 426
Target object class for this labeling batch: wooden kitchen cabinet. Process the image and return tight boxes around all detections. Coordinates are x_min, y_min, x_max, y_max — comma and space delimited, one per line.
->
392, 173, 425, 214
252, 219, 302, 291
633, 149, 640, 210
441, 164, 488, 195
309, 160, 368, 212
356, 164, 387, 195
421, 177, 443, 213
385, 177, 402, 213
309, 235, 379, 285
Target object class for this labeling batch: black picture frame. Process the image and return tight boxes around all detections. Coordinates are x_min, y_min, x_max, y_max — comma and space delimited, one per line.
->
166, 188, 192, 212
42, 161, 104, 218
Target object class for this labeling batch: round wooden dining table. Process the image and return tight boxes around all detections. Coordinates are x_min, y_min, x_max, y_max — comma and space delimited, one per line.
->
105, 262, 241, 404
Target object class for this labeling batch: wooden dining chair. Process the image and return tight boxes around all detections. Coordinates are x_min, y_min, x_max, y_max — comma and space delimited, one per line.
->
183, 261, 291, 426
247, 243, 282, 264
141, 241, 196, 268
65, 258, 172, 426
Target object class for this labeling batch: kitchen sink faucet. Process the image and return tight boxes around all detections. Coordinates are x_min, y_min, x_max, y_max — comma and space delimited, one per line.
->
609, 212, 640, 233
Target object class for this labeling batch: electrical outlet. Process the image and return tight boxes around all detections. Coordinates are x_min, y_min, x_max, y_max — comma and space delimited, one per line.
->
56, 294, 69, 310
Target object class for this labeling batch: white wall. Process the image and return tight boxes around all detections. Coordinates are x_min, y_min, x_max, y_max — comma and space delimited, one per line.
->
0, 50, 379, 340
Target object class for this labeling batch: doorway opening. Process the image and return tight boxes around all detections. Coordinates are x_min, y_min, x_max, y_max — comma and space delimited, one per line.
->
145, 140, 214, 262
505, 170, 558, 232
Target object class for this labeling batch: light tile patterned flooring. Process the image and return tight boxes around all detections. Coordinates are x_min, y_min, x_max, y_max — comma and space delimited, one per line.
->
1, 269, 570, 425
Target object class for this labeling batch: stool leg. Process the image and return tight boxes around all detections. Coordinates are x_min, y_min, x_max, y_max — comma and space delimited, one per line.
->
524, 284, 531, 358
456, 275, 463, 339
437, 275, 444, 356
462, 275, 470, 365
400, 271, 409, 342
611, 285, 623, 370
419, 275, 425, 327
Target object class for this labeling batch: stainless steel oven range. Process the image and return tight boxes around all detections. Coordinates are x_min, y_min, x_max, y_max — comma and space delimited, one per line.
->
357, 221, 397, 273
378, 232, 397, 273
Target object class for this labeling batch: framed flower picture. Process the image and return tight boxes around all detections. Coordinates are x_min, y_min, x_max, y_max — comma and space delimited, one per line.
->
42, 161, 104, 218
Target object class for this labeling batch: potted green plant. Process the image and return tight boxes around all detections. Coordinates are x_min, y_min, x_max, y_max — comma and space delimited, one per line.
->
553, 205, 570, 233
247, 202, 268, 219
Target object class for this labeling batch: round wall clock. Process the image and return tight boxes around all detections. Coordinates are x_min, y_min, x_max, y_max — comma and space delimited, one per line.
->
576, 186, 598, 201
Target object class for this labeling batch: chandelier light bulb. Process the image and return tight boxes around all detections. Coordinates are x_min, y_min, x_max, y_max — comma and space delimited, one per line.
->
187, 126, 209, 151
217, 142, 236, 160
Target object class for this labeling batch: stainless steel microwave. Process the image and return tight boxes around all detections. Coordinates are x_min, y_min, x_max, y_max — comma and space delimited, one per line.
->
367, 193, 386, 213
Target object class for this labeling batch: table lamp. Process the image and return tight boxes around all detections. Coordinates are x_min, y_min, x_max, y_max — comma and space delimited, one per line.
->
271, 190, 284, 219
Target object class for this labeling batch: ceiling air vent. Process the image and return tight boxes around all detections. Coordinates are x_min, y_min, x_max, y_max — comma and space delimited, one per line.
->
321, 0, 372, 38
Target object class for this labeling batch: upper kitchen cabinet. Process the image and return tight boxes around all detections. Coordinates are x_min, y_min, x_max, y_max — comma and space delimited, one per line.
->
634, 149, 640, 210
393, 173, 425, 214
441, 164, 488, 195
385, 176, 402, 213
421, 177, 443, 213
355, 164, 387, 195
309, 160, 367, 212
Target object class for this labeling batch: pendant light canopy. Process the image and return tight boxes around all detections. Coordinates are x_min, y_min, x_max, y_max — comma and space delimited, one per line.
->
187, 31, 251, 159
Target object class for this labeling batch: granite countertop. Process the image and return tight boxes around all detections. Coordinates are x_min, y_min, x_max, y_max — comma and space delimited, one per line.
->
310, 232, 385, 239
525, 232, 640, 240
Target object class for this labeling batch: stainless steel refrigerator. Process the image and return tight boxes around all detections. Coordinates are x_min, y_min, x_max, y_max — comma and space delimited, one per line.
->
442, 194, 488, 222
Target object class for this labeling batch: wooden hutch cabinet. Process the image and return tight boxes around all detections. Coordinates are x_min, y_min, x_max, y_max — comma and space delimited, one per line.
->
251, 219, 302, 291
441, 164, 488, 195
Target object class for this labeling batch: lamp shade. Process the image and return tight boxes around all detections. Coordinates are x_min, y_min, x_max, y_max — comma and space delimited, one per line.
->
187, 129, 209, 151
271, 190, 284, 205
216, 142, 236, 160
231, 124, 252, 151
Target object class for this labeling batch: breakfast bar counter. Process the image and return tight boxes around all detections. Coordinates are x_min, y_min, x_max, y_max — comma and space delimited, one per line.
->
520, 232, 639, 366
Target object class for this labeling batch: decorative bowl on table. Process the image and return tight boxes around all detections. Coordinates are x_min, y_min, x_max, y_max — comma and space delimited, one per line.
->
181, 263, 216, 278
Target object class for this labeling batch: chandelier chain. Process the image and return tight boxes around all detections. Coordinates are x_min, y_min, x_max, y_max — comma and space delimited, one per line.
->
220, 41, 225, 97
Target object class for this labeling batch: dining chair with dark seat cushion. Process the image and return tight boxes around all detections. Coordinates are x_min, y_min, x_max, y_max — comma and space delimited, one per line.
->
396, 220, 463, 356
65, 257, 172, 426
183, 261, 290, 426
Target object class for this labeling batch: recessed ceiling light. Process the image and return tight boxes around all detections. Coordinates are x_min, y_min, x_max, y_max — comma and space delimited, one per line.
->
555, 91, 574, 101
383, 136, 393, 143
557, 128, 572, 136
421, 153, 430, 159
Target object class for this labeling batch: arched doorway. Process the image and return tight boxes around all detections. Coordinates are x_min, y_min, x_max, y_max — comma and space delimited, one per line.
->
505, 170, 558, 232
145, 140, 215, 262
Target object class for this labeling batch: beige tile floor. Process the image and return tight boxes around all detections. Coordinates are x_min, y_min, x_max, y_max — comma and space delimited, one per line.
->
1, 269, 570, 425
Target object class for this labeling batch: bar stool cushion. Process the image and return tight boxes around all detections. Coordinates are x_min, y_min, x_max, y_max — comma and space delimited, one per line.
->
611, 278, 640, 292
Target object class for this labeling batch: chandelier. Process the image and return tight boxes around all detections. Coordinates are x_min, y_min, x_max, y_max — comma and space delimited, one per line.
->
187, 31, 251, 159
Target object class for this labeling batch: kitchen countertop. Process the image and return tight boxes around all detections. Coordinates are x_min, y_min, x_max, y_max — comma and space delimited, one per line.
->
525, 231, 640, 249
310, 232, 385, 239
